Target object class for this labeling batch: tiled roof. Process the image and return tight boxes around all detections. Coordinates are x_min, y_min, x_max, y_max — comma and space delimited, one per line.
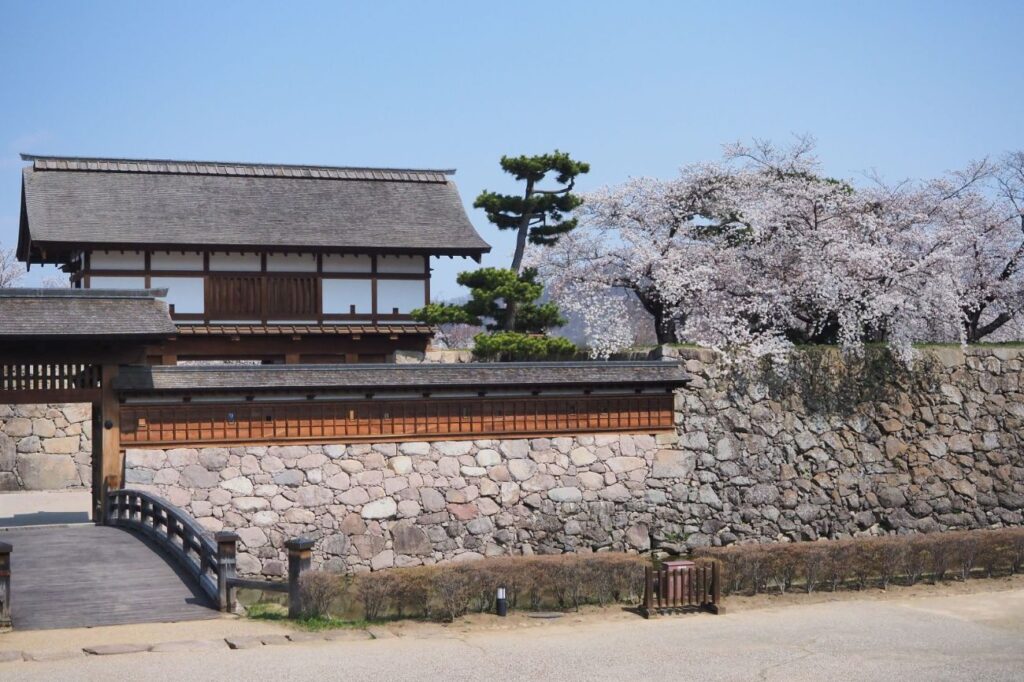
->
175, 324, 435, 337
19, 155, 491, 258
0, 288, 177, 338
113, 361, 689, 393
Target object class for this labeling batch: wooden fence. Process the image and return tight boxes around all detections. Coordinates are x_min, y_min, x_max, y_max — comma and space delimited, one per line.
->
641, 562, 723, 617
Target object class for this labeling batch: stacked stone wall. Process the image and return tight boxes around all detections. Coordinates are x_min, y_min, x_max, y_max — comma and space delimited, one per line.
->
0, 404, 92, 491
123, 346, 1024, 575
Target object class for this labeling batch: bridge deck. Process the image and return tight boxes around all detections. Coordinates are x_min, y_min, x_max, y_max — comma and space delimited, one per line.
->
0, 524, 219, 630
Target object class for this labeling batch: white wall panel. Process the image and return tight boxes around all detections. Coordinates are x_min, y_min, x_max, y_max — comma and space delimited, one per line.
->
151, 276, 204, 314
378, 255, 426, 274
151, 252, 204, 271
267, 253, 317, 272
209, 253, 261, 271
377, 279, 426, 314
89, 276, 146, 289
322, 254, 372, 273
323, 279, 373, 314
90, 250, 145, 269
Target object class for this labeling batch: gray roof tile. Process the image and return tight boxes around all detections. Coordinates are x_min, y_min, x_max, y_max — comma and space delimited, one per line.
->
113, 361, 688, 394
19, 155, 490, 257
0, 288, 177, 338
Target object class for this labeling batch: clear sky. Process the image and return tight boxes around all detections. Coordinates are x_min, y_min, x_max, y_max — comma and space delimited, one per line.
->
1, 1, 1022, 296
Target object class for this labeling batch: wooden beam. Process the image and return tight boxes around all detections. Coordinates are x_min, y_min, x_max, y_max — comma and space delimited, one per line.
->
100, 365, 123, 489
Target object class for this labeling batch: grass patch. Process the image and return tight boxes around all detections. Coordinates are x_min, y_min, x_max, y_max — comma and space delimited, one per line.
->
245, 602, 369, 632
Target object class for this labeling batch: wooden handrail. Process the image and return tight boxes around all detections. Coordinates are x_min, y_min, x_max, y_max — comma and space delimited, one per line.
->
103, 484, 314, 615
104, 486, 223, 607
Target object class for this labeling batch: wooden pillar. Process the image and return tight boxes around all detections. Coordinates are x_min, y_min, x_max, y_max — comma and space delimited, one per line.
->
216, 531, 239, 612
0, 541, 11, 629
286, 536, 314, 618
90, 401, 104, 523
285, 352, 301, 365
100, 364, 123, 489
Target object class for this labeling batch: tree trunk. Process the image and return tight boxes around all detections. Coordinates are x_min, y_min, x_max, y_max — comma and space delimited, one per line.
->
510, 179, 535, 274
633, 288, 679, 344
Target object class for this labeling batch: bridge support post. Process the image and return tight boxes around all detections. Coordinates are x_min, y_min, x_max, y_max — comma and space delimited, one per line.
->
0, 541, 11, 630
286, 537, 314, 619
216, 532, 240, 612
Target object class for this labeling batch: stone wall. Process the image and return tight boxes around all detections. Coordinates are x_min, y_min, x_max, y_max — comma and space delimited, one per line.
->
124, 346, 1024, 575
0, 404, 92, 491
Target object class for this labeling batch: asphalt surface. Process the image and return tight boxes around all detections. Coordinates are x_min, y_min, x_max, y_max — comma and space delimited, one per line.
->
4, 589, 1023, 681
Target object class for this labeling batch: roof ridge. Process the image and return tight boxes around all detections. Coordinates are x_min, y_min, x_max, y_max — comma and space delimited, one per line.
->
141, 360, 682, 373
0, 288, 167, 299
21, 154, 455, 180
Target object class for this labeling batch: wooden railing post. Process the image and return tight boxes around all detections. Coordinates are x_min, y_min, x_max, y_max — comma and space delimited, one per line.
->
0, 541, 11, 629
216, 531, 239, 612
708, 560, 724, 614
286, 536, 314, 619
642, 565, 655, 618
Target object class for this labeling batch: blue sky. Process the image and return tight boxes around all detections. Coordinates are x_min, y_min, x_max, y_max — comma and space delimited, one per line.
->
1, 1, 1022, 297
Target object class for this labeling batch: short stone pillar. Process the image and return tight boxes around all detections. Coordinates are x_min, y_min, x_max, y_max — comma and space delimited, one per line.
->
215, 531, 240, 612
0, 541, 11, 629
286, 536, 314, 619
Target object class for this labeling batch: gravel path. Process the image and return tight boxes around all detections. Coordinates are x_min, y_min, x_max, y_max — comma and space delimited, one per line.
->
2, 589, 1023, 681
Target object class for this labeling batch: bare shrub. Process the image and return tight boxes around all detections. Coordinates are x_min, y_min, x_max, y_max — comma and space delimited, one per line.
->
766, 546, 798, 594
298, 570, 342, 618
357, 571, 395, 621
928, 535, 953, 582
1007, 528, 1024, 573
876, 537, 907, 590
824, 542, 854, 591
801, 545, 828, 594
903, 537, 931, 585
432, 565, 475, 622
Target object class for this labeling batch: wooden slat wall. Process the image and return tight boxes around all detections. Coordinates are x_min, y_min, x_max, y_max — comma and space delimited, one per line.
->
0, 362, 101, 392
120, 393, 675, 447
205, 275, 319, 320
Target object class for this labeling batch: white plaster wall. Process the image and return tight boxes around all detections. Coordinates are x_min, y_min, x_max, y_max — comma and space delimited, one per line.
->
90, 250, 145, 269
323, 279, 373, 314
209, 253, 261, 271
378, 255, 426, 274
151, 276, 205, 314
323, 254, 372, 273
378, 279, 426, 313
151, 252, 204, 270
89, 276, 146, 289
267, 253, 317, 272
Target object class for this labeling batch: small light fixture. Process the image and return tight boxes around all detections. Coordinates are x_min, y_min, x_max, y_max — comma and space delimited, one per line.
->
496, 586, 508, 617
103, 419, 114, 430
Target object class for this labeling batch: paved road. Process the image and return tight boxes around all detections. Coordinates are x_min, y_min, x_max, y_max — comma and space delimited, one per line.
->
4, 589, 1024, 681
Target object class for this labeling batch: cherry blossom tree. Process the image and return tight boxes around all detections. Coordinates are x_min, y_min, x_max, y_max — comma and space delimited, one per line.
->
0, 243, 25, 288
534, 139, 1024, 362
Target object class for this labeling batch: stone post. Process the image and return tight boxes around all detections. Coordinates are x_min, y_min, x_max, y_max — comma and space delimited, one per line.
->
215, 531, 239, 612
0, 541, 11, 629
286, 536, 314, 619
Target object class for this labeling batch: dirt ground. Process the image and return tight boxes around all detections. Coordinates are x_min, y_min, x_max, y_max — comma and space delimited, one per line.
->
2, 573, 1022, 653
382, 573, 1024, 640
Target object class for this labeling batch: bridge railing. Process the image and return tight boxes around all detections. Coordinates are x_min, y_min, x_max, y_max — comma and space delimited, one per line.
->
104, 484, 224, 607
102, 480, 313, 616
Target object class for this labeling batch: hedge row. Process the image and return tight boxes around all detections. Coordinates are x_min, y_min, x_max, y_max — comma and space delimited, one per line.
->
297, 553, 646, 622
692, 528, 1024, 595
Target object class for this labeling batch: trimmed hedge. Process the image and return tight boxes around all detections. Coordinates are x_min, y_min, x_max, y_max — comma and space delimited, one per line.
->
692, 528, 1024, 595
303, 553, 647, 623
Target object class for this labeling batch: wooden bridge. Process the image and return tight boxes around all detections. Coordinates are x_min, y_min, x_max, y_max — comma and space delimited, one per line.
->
0, 485, 313, 631
0, 524, 219, 630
